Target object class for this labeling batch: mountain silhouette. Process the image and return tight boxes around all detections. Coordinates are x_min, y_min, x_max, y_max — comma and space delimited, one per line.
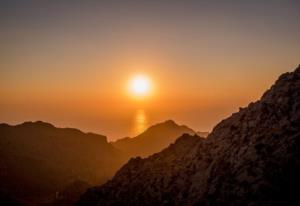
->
78, 65, 300, 206
0, 121, 124, 205
0, 120, 201, 205
112, 120, 196, 158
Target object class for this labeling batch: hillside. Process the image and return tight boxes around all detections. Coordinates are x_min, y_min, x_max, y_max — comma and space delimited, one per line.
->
112, 120, 196, 157
0, 121, 124, 204
78, 65, 300, 206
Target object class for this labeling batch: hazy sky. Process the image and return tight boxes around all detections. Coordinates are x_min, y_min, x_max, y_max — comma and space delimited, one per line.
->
1, 0, 300, 140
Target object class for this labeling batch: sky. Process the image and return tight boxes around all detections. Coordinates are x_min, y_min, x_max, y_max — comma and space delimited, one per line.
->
1, 0, 300, 141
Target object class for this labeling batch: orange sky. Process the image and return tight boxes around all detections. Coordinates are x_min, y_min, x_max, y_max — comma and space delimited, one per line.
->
1, 1, 299, 140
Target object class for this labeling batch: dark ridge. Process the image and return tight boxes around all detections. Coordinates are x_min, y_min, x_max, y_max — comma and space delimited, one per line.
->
2, 121, 108, 142
0, 120, 125, 205
112, 120, 196, 158
18, 121, 55, 128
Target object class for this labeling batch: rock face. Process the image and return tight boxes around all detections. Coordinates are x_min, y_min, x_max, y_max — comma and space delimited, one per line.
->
78, 65, 300, 206
112, 120, 196, 158
0, 121, 125, 204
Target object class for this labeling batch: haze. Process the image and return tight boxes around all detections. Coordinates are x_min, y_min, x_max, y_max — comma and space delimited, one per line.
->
1, 1, 300, 140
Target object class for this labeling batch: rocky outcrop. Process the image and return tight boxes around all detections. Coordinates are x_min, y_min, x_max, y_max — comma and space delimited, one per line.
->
78, 65, 300, 206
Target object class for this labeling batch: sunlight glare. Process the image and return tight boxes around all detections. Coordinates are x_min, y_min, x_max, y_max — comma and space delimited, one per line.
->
129, 74, 152, 98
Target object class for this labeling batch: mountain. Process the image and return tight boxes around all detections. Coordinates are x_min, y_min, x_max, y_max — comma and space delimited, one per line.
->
112, 120, 196, 158
78, 65, 300, 206
0, 121, 125, 205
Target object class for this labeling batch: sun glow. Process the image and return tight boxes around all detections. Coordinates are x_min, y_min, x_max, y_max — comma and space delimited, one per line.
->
129, 74, 152, 98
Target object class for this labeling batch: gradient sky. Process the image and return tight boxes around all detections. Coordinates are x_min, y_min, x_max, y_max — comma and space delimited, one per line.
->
1, 0, 300, 140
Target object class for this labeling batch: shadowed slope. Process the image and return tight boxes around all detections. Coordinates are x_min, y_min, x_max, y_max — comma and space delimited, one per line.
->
78, 65, 300, 206
112, 120, 196, 158
0, 121, 124, 204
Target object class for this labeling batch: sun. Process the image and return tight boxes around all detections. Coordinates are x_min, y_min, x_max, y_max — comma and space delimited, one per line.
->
128, 74, 152, 98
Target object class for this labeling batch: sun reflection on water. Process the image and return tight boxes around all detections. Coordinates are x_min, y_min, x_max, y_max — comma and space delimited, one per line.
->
133, 109, 148, 136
